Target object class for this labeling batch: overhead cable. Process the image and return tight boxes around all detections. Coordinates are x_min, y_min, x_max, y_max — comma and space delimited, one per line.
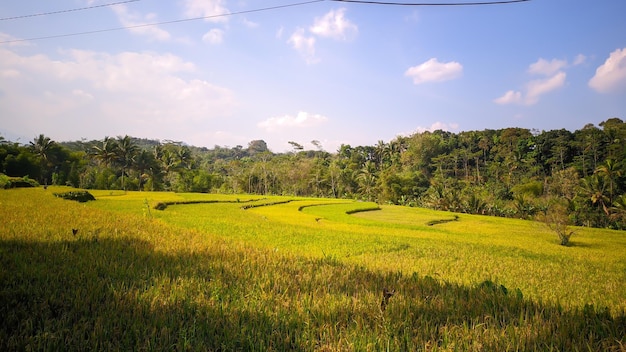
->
0, 0, 531, 44
0, 0, 325, 44
0, 0, 141, 21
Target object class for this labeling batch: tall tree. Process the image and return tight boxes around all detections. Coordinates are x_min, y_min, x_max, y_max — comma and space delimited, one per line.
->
92, 137, 118, 168
574, 124, 603, 176
288, 141, 304, 153
599, 118, 626, 160
356, 161, 377, 201
29, 134, 55, 184
247, 140, 269, 155
374, 140, 387, 170
595, 159, 622, 204
116, 135, 138, 190
134, 149, 158, 191
580, 174, 609, 216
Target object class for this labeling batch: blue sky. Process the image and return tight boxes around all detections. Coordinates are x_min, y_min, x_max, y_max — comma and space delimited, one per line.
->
1, 0, 625, 152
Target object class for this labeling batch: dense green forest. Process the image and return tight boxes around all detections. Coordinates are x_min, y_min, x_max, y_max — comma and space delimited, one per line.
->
2, 117, 626, 229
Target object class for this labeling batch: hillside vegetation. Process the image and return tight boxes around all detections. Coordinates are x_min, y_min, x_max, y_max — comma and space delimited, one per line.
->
1, 187, 624, 351
2, 117, 626, 230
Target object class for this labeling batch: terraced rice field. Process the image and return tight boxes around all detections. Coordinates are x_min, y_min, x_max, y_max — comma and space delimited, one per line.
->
1, 187, 624, 351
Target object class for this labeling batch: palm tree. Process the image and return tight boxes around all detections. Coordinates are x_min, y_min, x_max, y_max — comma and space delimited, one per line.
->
30, 134, 54, 160
29, 134, 55, 184
176, 145, 194, 170
116, 135, 138, 190
465, 193, 487, 215
92, 137, 118, 168
157, 143, 190, 191
580, 175, 609, 216
157, 149, 175, 190
387, 138, 405, 167
374, 140, 387, 169
595, 159, 622, 204
356, 161, 377, 201
424, 182, 448, 211
611, 194, 626, 226
134, 149, 158, 191
91, 137, 118, 189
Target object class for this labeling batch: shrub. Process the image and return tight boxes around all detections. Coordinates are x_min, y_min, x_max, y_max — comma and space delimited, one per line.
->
540, 201, 575, 246
0, 174, 8, 189
53, 191, 96, 203
0, 175, 39, 189
512, 180, 544, 198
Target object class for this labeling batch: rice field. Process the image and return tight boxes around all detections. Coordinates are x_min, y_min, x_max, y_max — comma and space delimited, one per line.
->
1, 187, 625, 351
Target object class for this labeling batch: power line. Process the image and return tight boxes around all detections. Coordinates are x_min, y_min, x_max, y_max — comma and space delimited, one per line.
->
0, 0, 326, 44
0, 0, 531, 44
0, 0, 141, 21
329, 0, 530, 5
1, 1, 326, 44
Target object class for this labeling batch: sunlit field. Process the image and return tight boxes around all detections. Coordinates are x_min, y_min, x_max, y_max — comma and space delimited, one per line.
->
1, 187, 625, 351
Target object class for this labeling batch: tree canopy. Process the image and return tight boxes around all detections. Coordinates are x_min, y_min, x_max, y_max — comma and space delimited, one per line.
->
2, 118, 626, 229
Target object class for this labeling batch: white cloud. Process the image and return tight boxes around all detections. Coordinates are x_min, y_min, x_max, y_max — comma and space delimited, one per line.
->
0, 32, 31, 47
495, 72, 565, 106
183, 0, 229, 23
111, 4, 171, 41
573, 54, 586, 66
429, 121, 459, 131
202, 29, 224, 44
525, 71, 566, 105
258, 111, 329, 132
241, 18, 259, 28
276, 26, 285, 39
0, 47, 235, 141
309, 8, 358, 40
496, 56, 573, 105
49, 50, 198, 87
72, 89, 94, 100
0, 69, 20, 78
405, 58, 463, 84
400, 122, 460, 136
589, 47, 626, 93
494, 90, 523, 105
528, 58, 567, 76
288, 28, 318, 64
288, 8, 357, 63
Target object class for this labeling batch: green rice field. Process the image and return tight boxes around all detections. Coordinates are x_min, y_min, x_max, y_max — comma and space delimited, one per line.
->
1, 187, 625, 351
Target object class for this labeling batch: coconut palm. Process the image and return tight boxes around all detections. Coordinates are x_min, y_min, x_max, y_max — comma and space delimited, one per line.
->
29, 134, 54, 161
356, 161, 377, 201
116, 135, 138, 190
134, 149, 158, 191
91, 137, 118, 168
91, 137, 119, 189
29, 134, 55, 183
176, 145, 194, 170
579, 175, 609, 216
595, 159, 622, 203
374, 140, 387, 169
612, 194, 626, 213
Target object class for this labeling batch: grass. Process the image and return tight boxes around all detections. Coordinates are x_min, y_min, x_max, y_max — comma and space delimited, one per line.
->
344, 206, 626, 311
1, 187, 625, 351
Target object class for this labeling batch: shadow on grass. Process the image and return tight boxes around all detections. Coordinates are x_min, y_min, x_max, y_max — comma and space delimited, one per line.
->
1, 237, 624, 351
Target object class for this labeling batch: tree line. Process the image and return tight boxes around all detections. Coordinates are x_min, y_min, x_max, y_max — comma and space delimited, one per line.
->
1, 118, 625, 229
